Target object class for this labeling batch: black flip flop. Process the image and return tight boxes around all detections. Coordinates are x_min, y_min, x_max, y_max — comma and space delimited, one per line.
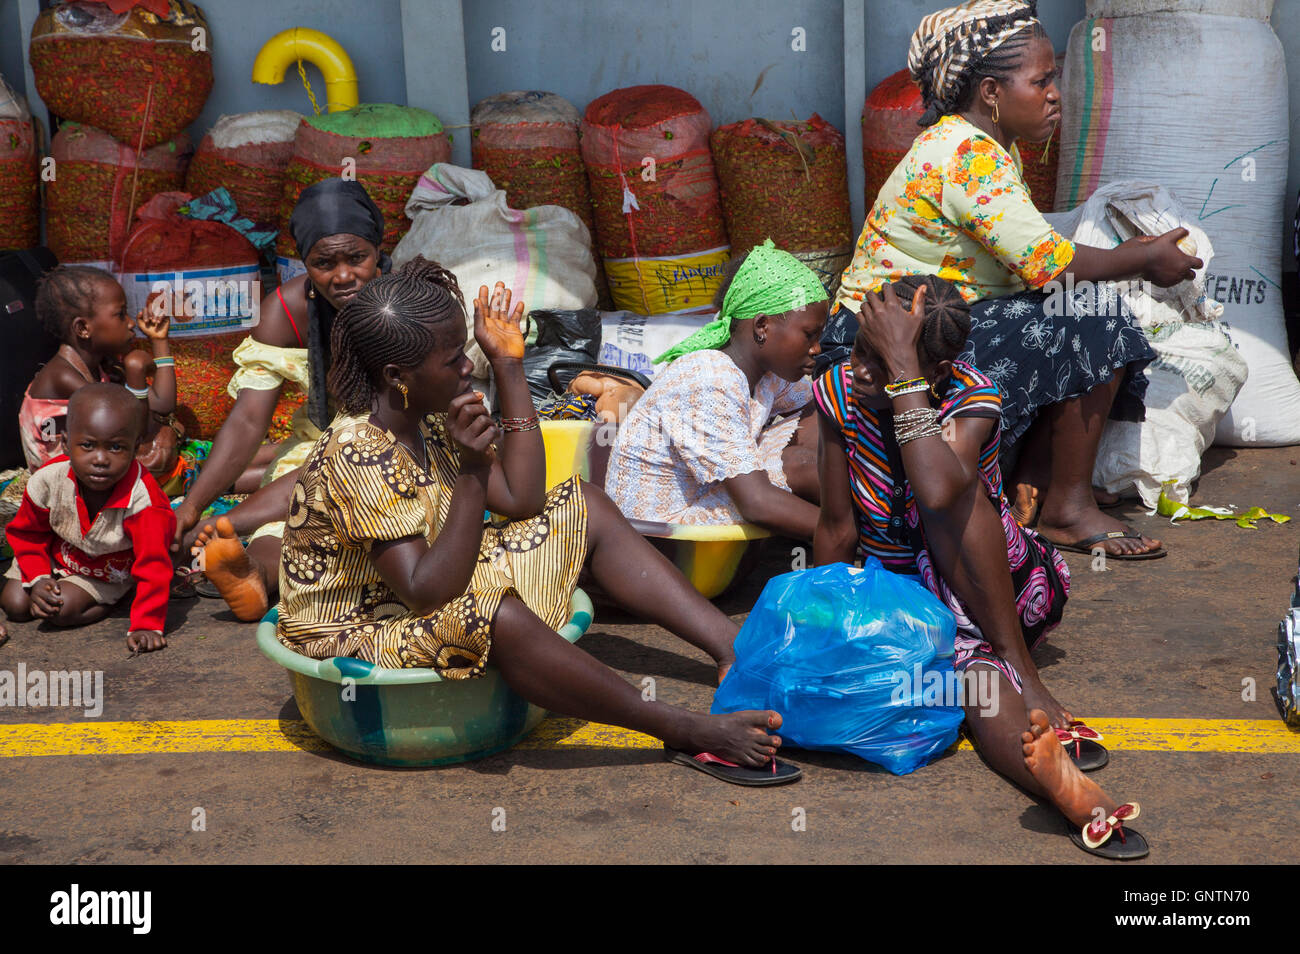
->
1041, 529, 1167, 560
666, 747, 802, 787
189, 572, 222, 599
1065, 738, 1109, 772
1067, 820, 1150, 860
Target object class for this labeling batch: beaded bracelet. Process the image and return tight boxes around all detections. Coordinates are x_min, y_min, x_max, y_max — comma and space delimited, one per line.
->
883, 376, 928, 398
500, 415, 539, 433
894, 406, 942, 445
125, 384, 150, 399
152, 356, 174, 369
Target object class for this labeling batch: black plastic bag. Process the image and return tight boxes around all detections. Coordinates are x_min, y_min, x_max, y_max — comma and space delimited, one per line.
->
521, 309, 602, 403
816, 304, 858, 377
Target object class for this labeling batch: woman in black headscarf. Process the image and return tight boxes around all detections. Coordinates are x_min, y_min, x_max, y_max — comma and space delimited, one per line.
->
171, 179, 389, 617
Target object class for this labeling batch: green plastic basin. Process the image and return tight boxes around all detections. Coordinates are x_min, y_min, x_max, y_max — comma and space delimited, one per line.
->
257, 588, 594, 766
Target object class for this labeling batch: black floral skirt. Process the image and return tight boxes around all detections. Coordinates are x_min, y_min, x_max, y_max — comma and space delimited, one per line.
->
957, 284, 1155, 449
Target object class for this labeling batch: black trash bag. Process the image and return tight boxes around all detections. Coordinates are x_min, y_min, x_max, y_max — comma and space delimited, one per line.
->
521, 308, 602, 403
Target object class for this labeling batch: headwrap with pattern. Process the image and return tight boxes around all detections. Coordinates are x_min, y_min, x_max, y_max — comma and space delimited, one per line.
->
654, 239, 828, 364
908, 0, 1040, 126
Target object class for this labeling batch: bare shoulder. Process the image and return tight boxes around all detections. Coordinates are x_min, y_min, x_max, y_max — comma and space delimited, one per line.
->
253, 277, 309, 348
27, 357, 85, 401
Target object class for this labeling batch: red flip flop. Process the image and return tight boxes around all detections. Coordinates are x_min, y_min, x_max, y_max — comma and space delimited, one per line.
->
665, 748, 802, 787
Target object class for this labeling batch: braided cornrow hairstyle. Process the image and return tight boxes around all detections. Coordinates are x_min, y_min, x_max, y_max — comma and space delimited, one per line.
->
918, 18, 1049, 126
886, 274, 971, 367
327, 255, 466, 413
34, 265, 117, 343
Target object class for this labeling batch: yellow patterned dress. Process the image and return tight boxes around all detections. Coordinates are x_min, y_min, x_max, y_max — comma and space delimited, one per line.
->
276, 411, 588, 677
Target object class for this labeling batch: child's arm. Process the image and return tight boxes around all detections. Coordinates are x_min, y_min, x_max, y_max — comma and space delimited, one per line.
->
132, 294, 176, 415
813, 413, 859, 566
4, 486, 64, 616
122, 487, 178, 650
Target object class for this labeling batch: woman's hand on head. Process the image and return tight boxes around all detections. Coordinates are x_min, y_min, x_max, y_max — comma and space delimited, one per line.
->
858, 283, 928, 381
1135, 228, 1203, 287
473, 282, 527, 363
446, 389, 501, 472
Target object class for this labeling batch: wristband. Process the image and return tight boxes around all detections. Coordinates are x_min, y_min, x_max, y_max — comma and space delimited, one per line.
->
883, 376, 928, 398
125, 384, 150, 399
500, 415, 539, 433
152, 356, 174, 369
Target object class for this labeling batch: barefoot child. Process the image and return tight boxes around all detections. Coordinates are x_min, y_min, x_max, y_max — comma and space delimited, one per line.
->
814, 276, 1148, 857
2, 385, 176, 653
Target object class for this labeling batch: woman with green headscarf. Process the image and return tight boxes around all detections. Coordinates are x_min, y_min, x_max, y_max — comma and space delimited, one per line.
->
605, 240, 828, 540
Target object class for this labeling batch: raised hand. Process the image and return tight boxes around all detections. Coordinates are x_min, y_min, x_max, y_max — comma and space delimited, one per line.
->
473, 282, 527, 363
857, 283, 928, 381
137, 291, 171, 340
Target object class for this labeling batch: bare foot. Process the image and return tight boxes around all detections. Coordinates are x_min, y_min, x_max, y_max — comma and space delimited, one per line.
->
716, 659, 733, 686
1021, 677, 1073, 729
1022, 709, 1120, 828
1037, 505, 1162, 557
0, 623, 7, 648
1012, 481, 1040, 526
127, 630, 168, 653
682, 710, 783, 767
193, 516, 268, 622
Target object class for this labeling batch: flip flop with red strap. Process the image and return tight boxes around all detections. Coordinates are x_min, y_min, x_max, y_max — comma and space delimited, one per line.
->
1067, 802, 1149, 860
665, 748, 802, 786
1056, 720, 1108, 772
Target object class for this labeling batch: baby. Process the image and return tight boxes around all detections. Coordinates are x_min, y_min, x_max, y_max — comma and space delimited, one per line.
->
2, 384, 177, 653
18, 265, 181, 487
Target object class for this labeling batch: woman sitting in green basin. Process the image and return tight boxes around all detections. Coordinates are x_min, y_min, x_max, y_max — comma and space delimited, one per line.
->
195, 256, 798, 784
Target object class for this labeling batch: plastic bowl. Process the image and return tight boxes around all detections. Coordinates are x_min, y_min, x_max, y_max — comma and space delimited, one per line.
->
629, 519, 771, 599
540, 419, 771, 599
257, 588, 594, 766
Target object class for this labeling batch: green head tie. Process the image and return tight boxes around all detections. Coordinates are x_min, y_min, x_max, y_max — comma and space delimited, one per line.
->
653, 238, 828, 364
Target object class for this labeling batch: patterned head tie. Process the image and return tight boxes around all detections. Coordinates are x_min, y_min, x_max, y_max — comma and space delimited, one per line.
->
908, 0, 1040, 124
654, 238, 828, 364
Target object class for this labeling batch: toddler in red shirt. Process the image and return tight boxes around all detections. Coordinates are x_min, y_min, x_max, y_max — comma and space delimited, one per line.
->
2, 384, 176, 652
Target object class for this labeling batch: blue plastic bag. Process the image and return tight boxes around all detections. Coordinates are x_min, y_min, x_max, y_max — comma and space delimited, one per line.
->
712, 560, 965, 775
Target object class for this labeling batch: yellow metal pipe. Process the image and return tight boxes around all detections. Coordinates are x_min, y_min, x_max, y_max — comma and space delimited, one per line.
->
251, 28, 359, 113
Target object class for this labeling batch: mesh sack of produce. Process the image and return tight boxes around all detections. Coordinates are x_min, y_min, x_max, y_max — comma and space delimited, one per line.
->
186, 110, 301, 234
29, 0, 213, 150
0, 75, 39, 250
472, 90, 611, 309
1057, 0, 1297, 445
46, 122, 190, 265
580, 85, 729, 315
712, 115, 853, 298
115, 190, 270, 439
275, 103, 451, 269
860, 66, 1059, 215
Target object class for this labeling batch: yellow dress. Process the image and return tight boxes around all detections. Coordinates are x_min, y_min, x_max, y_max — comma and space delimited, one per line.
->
227, 337, 322, 542
276, 411, 588, 677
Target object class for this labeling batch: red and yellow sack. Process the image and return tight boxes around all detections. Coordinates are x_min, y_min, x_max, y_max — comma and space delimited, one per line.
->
30, 0, 213, 150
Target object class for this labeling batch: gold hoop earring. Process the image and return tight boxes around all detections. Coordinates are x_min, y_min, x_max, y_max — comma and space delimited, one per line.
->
991, 101, 1000, 124
396, 382, 409, 410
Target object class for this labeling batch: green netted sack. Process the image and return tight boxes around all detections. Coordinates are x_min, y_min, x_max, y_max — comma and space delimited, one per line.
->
277, 104, 451, 257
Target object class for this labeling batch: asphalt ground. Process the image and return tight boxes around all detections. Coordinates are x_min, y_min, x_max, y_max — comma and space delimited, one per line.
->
0, 445, 1297, 865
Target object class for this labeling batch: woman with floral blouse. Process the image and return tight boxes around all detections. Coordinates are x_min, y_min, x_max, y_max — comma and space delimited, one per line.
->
831, 1, 1201, 560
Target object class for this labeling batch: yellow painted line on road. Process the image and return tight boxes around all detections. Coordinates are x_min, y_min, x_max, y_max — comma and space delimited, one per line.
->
0, 716, 1295, 760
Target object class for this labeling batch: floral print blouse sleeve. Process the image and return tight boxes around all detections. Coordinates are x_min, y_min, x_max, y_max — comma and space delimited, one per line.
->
940, 134, 1074, 290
